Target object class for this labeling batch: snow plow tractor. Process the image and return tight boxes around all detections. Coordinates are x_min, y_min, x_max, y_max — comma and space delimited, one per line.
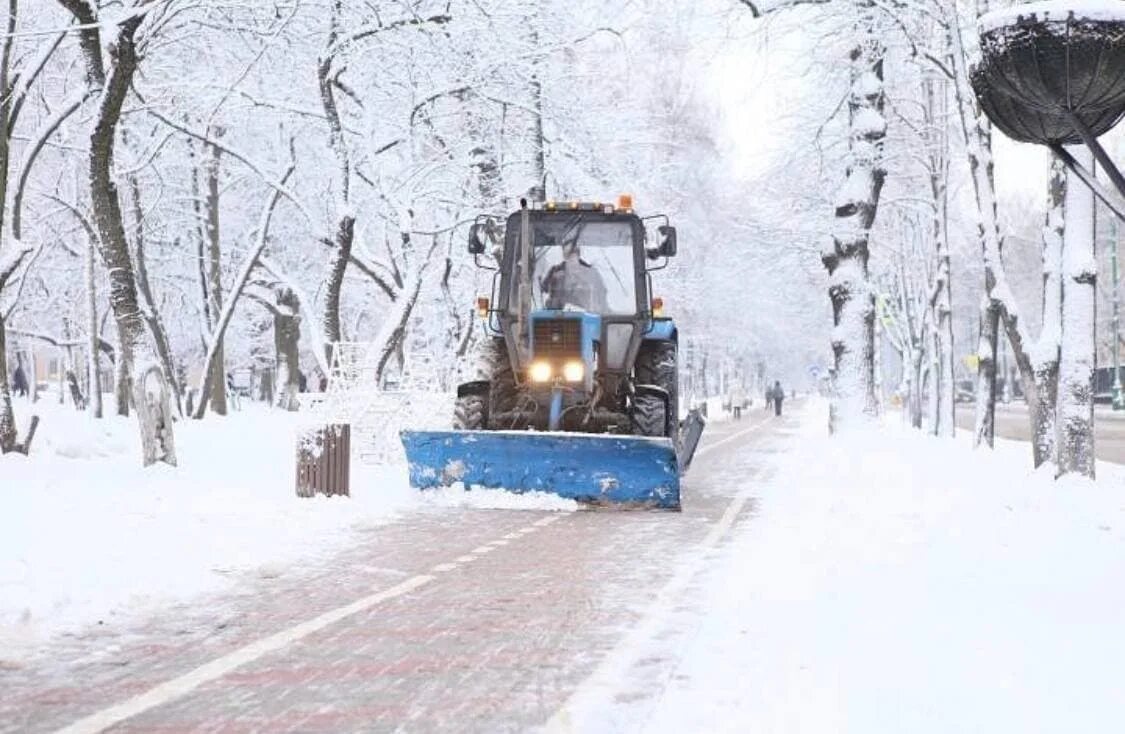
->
400, 195, 705, 509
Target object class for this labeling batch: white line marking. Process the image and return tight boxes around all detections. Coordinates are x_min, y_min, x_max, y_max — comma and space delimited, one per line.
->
430, 562, 458, 573
54, 574, 434, 734
692, 417, 768, 459
517, 526, 538, 534
488, 539, 510, 547
542, 489, 755, 733
502, 531, 522, 540
455, 554, 477, 563
471, 545, 495, 555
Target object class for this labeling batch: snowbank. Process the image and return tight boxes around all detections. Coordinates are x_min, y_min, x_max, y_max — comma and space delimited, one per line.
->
0, 398, 418, 661
646, 402, 1125, 732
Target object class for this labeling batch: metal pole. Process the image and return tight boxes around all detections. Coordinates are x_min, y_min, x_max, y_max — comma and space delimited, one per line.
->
1113, 216, 1123, 410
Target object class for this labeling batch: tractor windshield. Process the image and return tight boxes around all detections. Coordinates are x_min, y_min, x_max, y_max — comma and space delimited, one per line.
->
513, 215, 638, 316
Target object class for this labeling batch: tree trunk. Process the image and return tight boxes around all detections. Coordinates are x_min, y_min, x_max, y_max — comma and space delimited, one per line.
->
524, 3, 547, 201
973, 298, 999, 447
129, 174, 182, 416
203, 137, 227, 416
1057, 146, 1097, 478
317, 7, 355, 369
1032, 155, 1065, 468
274, 287, 301, 412
66, 368, 84, 408
25, 347, 37, 403
322, 213, 354, 364
85, 14, 175, 465
86, 233, 102, 418
0, 313, 16, 452
258, 366, 274, 404
133, 363, 176, 467
825, 22, 885, 432
0, 2, 16, 449
113, 320, 130, 416
928, 84, 955, 437
934, 285, 955, 437
909, 344, 925, 429
873, 311, 884, 414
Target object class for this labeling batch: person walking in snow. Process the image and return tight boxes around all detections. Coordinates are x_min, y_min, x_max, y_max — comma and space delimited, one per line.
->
729, 384, 746, 420
11, 364, 28, 397
770, 380, 785, 417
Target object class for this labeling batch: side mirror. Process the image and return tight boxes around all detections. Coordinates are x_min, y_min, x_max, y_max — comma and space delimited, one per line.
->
657, 225, 677, 257
468, 223, 486, 255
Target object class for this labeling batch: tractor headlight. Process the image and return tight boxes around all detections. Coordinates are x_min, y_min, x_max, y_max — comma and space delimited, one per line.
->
529, 361, 552, 383
562, 361, 585, 382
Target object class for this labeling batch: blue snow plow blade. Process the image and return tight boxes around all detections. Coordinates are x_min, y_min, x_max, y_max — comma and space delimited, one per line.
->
400, 430, 681, 510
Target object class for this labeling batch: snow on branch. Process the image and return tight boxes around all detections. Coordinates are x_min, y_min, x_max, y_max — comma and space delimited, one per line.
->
739, 0, 832, 17
0, 243, 34, 291
6, 30, 66, 131
330, 14, 452, 57
11, 89, 93, 239
147, 110, 315, 228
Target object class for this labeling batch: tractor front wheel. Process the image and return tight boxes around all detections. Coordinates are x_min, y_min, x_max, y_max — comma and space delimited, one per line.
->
633, 393, 668, 438
452, 392, 486, 430
633, 340, 679, 440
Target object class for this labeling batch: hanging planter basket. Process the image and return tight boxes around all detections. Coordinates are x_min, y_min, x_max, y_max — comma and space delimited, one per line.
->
971, 2, 1125, 145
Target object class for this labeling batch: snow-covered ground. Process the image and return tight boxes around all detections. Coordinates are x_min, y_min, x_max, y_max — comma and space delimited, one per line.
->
0, 395, 572, 662
10, 392, 1123, 731
643, 401, 1125, 733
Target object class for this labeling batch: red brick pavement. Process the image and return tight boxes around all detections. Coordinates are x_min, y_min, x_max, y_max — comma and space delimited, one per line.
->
1, 413, 788, 733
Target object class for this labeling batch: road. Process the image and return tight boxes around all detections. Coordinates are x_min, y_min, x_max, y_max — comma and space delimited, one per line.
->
0, 407, 795, 733
954, 402, 1125, 464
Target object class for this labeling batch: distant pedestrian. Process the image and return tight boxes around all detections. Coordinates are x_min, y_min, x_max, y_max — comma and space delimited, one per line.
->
728, 384, 746, 420
764, 386, 773, 413
319, 375, 328, 392
769, 380, 785, 417
11, 364, 28, 397
298, 370, 308, 392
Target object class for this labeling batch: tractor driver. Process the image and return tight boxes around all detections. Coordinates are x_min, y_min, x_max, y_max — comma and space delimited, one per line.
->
541, 234, 608, 313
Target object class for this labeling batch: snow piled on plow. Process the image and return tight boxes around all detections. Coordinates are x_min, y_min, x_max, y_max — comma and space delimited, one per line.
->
417, 485, 579, 512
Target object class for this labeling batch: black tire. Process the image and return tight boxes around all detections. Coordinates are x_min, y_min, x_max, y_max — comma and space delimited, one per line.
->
634, 341, 679, 439
633, 393, 668, 437
481, 337, 519, 429
452, 392, 486, 430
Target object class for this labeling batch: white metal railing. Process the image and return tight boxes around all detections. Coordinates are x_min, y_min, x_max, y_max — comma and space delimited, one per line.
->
315, 342, 452, 466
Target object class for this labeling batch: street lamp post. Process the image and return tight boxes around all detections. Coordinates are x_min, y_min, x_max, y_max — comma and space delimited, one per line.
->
1113, 217, 1124, 409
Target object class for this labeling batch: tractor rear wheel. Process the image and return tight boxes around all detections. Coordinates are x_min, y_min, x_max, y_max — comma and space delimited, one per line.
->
486, 337, 520, 429
453, 337, 513, 430
633, 341, 679, 439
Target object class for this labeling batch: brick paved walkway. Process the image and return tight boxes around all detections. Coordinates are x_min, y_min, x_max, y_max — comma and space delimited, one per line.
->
1, 409, 795, 733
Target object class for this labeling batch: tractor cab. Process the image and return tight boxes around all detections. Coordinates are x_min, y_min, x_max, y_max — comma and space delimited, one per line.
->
470, 197, 677, 394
